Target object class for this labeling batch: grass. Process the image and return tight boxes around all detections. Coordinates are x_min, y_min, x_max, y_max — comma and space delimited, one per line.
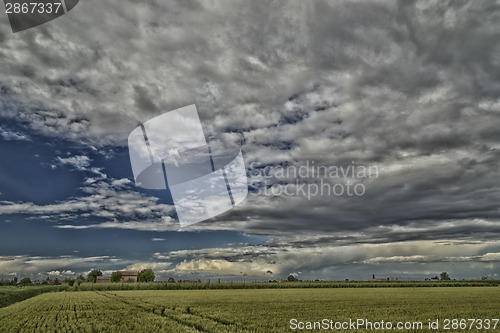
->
0, 287, 498, 332
0, 285, 69, 308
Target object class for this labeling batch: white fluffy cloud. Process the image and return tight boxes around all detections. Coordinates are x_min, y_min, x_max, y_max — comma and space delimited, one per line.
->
0, 255, 111, 277
0, 179, 174, 221
56, 155, 91, 171
0, 127, 30, 141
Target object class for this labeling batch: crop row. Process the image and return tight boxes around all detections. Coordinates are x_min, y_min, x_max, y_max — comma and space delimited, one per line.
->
0, 287, 498, 332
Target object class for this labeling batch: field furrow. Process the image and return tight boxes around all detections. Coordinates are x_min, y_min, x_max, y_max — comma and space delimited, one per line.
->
0, 287, 498, 332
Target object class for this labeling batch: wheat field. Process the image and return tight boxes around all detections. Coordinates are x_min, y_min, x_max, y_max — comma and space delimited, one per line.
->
0, 287, 499, 332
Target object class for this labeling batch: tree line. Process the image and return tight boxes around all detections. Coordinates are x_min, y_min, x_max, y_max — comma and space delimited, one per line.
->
0, 269, 156, 286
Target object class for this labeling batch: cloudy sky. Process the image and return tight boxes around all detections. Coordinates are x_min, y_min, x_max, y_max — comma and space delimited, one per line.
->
1, 0, 500, 281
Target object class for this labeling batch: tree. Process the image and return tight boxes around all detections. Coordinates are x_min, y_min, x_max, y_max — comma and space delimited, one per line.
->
87, 270, 103, 283
63, 278, 75, 286
75, 274, 84, 285
10, 277, 18, 286
138, 269, 155, 282
440, 272, 451, 281
167, 277, 175, 283
19, 277, 32, 285
110, 272, 123, 283
287, 275, 298, 282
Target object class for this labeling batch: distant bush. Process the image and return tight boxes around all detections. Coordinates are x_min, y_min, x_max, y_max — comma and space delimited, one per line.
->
19, 278, 32, 286
110, 272, 123, 283
63, 278, 75, 286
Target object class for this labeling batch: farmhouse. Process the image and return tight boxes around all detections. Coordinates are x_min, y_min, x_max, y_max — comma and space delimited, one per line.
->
96, 276, 110, 283
372, 274, 388, 281
96, 271, 138, 283
119, 271, 138, 283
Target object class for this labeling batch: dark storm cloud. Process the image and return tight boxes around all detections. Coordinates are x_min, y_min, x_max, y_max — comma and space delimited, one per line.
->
1, 0, 500, 279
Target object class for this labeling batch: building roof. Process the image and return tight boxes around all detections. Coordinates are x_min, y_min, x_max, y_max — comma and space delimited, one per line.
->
119, 271, 138, 276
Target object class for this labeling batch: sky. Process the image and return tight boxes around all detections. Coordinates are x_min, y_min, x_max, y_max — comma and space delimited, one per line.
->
1, 0, 500, 282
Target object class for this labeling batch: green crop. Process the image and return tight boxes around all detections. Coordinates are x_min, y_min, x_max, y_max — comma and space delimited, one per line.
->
0, 287, 498, 332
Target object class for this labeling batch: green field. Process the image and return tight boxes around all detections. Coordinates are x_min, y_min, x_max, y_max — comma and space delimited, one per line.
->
0, 287, 499, 332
